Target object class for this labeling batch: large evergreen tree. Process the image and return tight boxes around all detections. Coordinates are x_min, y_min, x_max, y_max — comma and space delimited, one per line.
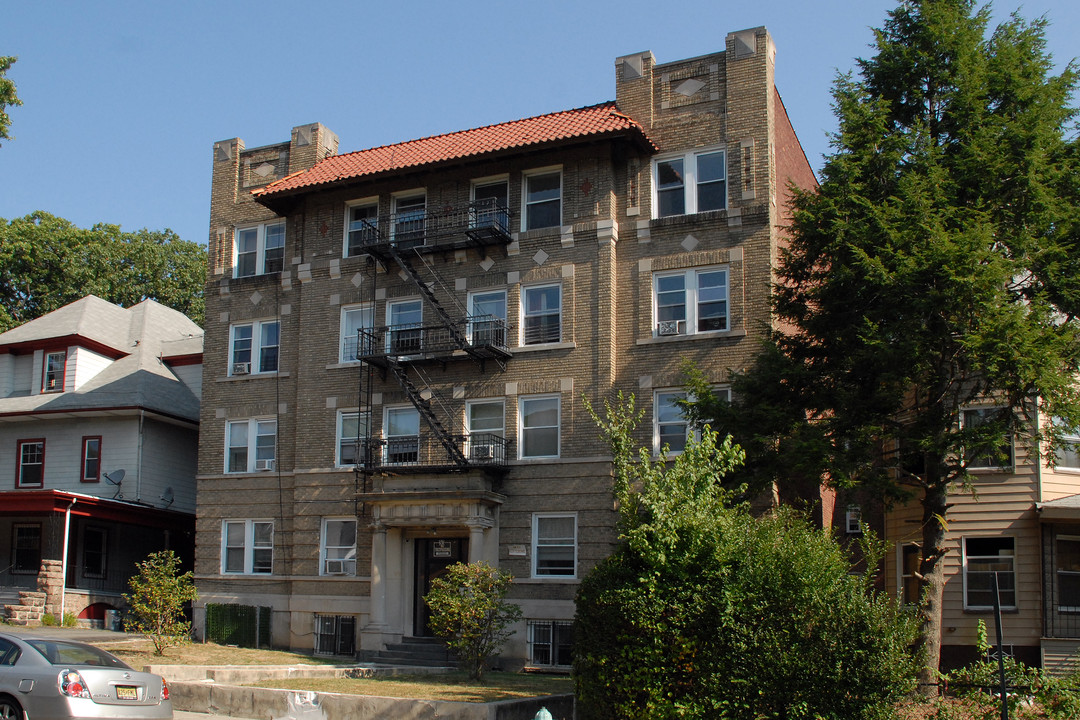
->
701, 0, 1080, 689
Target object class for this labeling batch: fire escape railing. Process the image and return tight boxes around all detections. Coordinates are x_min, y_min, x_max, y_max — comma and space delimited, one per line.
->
355, 316, 510, 364
350, 198, 511, 255
347, 432, 511, 472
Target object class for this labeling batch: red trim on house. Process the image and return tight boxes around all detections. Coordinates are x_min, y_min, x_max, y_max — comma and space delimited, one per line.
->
162, 353, 202, 367
0, 489, 193, 531
81, 436, 102, 482
0, 334, 129, 360
15, 438, 45, 488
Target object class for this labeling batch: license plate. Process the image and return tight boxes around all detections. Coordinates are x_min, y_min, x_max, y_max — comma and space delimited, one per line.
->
116, 686, 138, 700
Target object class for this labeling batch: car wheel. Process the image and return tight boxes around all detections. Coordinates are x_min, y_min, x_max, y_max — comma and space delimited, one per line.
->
0, 697, 22, 720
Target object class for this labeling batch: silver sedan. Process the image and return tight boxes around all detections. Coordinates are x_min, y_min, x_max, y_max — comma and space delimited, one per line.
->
0, 633, 172, 720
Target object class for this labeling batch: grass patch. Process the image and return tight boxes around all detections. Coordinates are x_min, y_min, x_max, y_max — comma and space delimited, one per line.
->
246, 672, 573, 703
98, 640, 341, 667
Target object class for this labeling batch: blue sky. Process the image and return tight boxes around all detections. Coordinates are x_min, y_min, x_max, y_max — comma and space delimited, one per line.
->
2, 0, 1078, 248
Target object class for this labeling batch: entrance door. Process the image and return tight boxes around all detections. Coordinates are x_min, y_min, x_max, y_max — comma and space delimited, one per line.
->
413, 537, 467, 637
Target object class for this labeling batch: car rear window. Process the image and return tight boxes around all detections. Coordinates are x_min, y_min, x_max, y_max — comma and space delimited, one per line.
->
25, 640, 128, 667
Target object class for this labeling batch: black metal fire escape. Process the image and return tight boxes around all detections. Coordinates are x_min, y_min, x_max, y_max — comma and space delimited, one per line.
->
353, 198, 514, 475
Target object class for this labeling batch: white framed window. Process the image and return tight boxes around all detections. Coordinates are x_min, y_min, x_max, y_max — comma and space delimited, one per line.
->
235, 221, 285, 277
42, 350, 66, 393
654, 390, 689, 454
80, 436, 101, 482
16, 439, 44, 488
520, 395, 560, 459
392, 192, 426, 248
845, 505, 863, 534
471, 177, 509, 230
226, 419, 277, 473
528, 619, 573, 668
337, 410, 370, 467
962, 407, 1013, 470
963, 536, 1016, 610
523, 168, 561, 231
321, 518, 357, 576
522, 284, 561, 345
532, 513, 576, 577
340, 304, 373, 363
1054, 418, 1080, 470
222, 519, 273, 574
653, 148, 726, 218
466, 399, 504, 462
387, 299, 423, 355
1055, 535, 1080, 612
230, 320, 279, 375
654, 267, 728, 336
384, 406, 420, 464
344, 198, 378, 257
899, 543, 921, 605
468, 289, 507, 346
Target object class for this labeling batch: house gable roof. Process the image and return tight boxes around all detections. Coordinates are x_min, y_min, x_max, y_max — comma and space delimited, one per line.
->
253, 102, 655, 202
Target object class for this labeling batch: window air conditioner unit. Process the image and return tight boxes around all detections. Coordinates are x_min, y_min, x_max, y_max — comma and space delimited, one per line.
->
325, 559, 346, 575
471, 444, 495, 461
232, 362, 251, 375
255, 459, 276, 472
657, 320, 686, 336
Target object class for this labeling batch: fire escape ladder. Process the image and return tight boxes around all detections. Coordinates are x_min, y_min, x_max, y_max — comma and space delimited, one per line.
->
387, 359, 469, 469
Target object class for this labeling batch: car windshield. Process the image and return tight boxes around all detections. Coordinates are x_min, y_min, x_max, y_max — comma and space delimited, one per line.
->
25, 639, 129, 668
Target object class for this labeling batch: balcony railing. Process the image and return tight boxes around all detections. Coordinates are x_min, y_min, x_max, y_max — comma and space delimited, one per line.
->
350, 433, 511, 473
356, 315, 511, 365
350, 198, 512, 255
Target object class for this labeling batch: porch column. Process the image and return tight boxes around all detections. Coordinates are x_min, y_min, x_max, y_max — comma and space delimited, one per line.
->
468, 524, 485, 564
367, 523, 388, 629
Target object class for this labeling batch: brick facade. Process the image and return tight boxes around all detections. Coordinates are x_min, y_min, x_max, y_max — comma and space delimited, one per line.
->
194, 27, 815, 666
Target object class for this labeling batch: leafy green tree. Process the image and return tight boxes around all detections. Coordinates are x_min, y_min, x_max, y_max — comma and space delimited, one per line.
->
693, 0, 1080, 690
123, 550, 198, 656
0, 56, 21, 145
424, 561, 522, 681
575, 395, 917, 719
0, 211, 207, 329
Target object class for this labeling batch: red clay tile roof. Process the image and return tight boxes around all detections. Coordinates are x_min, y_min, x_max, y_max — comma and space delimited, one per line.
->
253, 102, 654, 199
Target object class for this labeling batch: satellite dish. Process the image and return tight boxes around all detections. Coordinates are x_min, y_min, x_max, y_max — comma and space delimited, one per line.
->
160, 487, 174, 506
104, 469, 125, 486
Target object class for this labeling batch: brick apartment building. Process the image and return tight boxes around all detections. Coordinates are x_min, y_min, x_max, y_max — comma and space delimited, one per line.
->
194, 26, 816, 666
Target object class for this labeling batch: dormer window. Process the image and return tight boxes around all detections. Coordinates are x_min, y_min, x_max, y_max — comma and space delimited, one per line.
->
43, 351, 66, 393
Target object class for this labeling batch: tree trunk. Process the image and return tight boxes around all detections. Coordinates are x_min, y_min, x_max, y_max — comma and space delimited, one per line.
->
915, 481, 949, 696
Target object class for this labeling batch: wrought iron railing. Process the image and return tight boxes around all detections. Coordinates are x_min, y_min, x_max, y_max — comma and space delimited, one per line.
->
354, 433, 510, 471
351, 198, 511, 253
356, 315, 510, 361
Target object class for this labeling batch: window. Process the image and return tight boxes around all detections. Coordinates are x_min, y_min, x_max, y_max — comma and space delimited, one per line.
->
230, 320, 279, 375
321, 518, 357, 576
654, 267, 728, 336
654, 391, 689, 453
1054, 418, 1080, 470
523, 169, 561, 230
466, 399, 504, 461
384, 407, 420, 464
81, 436, 101, 482
392, 193, 426, 248
520, 395, 560, 459
963, 407, 1013, 469
16, 439, 44, 488
222, 520, 274, 574
345, 199, 378, 257
845, 505, 863, 534
226, 419, 277, 473
533, 513, 576, 577
42, 351, 66, 392
468, 290, 507, 347
83, 526, 107, 578
340, 304, 373, 363
0, 637, 20, 666
653, 148, 726, 217
235, 221, 285, 277
337, 411, 370, 467
964, 537, 1016, 610
387, 299, 423, 355
528, 620, 573, 668
314, 615, 356, 656
900, 544, 921, 605
522, 284, 561, 345
472, 179, 509, 230
1056, 536, 1080, 612
12, 524, 41, 575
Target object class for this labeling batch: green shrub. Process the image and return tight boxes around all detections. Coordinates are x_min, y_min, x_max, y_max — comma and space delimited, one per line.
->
62, 611, 77, 627
40, 613, 57, 627
123, 550, 198, 656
